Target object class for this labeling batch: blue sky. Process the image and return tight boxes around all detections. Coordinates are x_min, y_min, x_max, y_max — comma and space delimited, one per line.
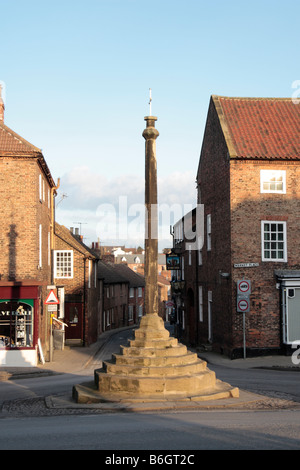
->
1, 0, 300, 248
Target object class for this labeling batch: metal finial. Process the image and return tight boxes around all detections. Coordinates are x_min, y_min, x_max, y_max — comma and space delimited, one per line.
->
149, 88, 152, 115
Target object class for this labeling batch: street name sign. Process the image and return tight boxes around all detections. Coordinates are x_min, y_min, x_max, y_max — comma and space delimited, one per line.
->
234, 263, 259, 268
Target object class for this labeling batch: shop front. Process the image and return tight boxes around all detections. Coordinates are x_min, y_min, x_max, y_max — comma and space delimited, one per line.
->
0, 284, 40, 366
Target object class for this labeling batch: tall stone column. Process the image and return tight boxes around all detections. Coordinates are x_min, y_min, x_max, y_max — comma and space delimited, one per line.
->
143, 116, 159, 316
73, 111, 239, 406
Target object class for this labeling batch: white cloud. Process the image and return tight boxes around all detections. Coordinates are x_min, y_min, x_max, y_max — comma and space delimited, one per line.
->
55, 166, 197, 249
158, 170, 197, 206
58, 166, 144, 209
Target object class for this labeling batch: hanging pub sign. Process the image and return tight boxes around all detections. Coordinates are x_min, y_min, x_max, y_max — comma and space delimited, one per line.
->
166, 253, 181, 270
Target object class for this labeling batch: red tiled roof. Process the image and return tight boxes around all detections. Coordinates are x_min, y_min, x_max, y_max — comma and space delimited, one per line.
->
0, 122, 42, 156
55, 223, 98, 259
0, 121, 56, 187
213, 96, 300, 160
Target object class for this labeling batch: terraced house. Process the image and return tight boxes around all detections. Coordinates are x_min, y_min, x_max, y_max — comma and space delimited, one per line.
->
174, 95, 300, 358
0, 87, 58, 366
54, 223, 99, 346
0, 89, 101, 365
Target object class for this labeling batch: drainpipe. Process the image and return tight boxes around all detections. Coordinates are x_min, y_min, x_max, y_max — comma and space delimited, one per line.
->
83, 257, 87, 346
196, 239, 199, 346
50, 178, 60, 284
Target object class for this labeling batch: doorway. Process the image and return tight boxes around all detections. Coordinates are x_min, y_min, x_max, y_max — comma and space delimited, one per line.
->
65, 302, 83, 340
187, 288, 195, 344
208, 291, 212, 343
283, 286, 300, 344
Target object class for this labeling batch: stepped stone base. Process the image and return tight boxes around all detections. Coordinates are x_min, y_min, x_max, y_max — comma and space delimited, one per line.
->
73, 315, 239, 404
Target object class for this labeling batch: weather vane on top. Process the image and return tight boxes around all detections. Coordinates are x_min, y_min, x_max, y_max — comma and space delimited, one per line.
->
149, 88, 152, 115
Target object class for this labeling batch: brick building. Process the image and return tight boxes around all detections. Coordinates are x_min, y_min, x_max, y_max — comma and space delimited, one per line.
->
54, 223, 99, 346
174, 95, 300, 358
98, 261, 130, 331
0, 89, 58, 365
115, 252, 170, 318
114, 263, 145, 323
171, 209, 198, 343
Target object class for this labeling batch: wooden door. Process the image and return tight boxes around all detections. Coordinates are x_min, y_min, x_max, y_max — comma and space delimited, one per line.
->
65, 302, 83, 340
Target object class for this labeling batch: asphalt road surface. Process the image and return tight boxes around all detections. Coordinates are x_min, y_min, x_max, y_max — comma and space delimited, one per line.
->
0, 408, 300, 450
1, 327, 300, 451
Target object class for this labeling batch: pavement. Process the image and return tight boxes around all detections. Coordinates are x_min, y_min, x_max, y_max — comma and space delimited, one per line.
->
1, 325, 299, 412
0, 326, 130, 381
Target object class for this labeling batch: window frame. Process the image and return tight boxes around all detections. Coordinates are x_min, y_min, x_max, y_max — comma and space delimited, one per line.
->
39, 224, 42, 268
129, 287, 135, 298
0, 300, 35, 350
39, 174, 42, 202
207, 214, 211, 251
261, 220, 287, 262
188, 244, 192, 265
260, 170, 286, 194
128, 305, 134, 321
198, 285, 203, 322
53, 250, 74, 279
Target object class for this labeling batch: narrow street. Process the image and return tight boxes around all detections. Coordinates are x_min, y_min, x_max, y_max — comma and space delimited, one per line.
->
1, 0, 300, 456
0, 326, 300, 450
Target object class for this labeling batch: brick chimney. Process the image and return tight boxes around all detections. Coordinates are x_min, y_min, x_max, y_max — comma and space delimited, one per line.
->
0, 84, 5, 122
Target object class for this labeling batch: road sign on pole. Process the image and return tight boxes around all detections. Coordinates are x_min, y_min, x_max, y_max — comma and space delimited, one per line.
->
237, 280, 251, 296
237, 296, 250, 313
236, 281, 251, 359
47, 304, 58, 312
44, 290, 60, 305
44, 290, 59, 363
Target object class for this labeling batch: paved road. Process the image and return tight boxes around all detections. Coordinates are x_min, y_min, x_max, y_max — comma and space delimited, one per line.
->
1, 326, 300, 410
90, 328, 134, 366
206, 363, 300, 403
1, 327, 300, 450
1, 408, 300, 450
0, 329, 134, 405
